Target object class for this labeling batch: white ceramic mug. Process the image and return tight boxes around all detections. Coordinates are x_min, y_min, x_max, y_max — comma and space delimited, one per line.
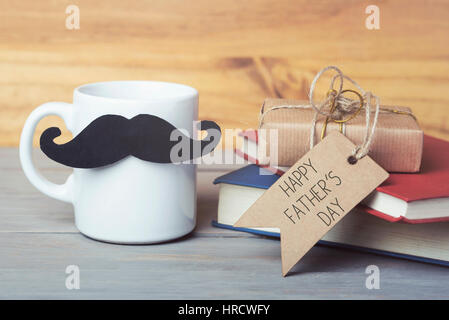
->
20, 81, 199, 244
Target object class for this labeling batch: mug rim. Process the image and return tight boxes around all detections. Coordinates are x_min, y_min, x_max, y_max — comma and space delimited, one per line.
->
74, 80, 198, 103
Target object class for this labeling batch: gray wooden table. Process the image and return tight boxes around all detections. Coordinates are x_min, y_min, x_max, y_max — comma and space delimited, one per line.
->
1, 148, 448, 299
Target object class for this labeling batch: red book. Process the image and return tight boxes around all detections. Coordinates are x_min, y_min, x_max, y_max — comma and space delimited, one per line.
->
236, 130, 449, 224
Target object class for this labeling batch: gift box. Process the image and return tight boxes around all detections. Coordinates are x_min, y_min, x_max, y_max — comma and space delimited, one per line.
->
258, 98, 423, 172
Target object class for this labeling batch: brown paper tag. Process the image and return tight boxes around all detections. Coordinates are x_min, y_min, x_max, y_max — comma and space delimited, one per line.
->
234, 131, 389, 276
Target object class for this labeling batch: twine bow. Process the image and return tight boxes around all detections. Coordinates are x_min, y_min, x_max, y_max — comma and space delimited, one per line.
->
309, 66, 379, 160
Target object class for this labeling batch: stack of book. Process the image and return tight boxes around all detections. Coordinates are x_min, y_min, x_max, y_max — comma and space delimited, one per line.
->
213, 132, 449, 266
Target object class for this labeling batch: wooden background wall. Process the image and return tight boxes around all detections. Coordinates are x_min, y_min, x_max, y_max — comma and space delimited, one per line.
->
2, 0, 449, 146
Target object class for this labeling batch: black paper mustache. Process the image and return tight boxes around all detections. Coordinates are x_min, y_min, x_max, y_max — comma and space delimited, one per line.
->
40, 114, 221, 168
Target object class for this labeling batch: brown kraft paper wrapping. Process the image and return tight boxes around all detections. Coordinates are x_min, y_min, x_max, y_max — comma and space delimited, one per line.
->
258, 98, 423, 172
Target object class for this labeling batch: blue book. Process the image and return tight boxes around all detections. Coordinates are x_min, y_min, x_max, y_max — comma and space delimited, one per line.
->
212, 165, 449, 267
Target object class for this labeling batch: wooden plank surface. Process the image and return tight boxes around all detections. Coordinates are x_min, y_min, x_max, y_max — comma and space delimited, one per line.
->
0, 148, 448, 299
1, 0, 449, 147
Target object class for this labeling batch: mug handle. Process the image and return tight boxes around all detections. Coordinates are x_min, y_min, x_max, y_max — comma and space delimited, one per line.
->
19, 102, 74, 203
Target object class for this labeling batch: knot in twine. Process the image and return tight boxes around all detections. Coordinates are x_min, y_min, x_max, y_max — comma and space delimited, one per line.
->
259, 65, 384, 161
322, 89, 362, 121
309, 65, 380, 160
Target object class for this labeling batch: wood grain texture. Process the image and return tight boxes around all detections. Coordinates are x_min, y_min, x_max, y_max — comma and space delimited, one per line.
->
1, 0, 449, 146
1, 148, 449, 299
